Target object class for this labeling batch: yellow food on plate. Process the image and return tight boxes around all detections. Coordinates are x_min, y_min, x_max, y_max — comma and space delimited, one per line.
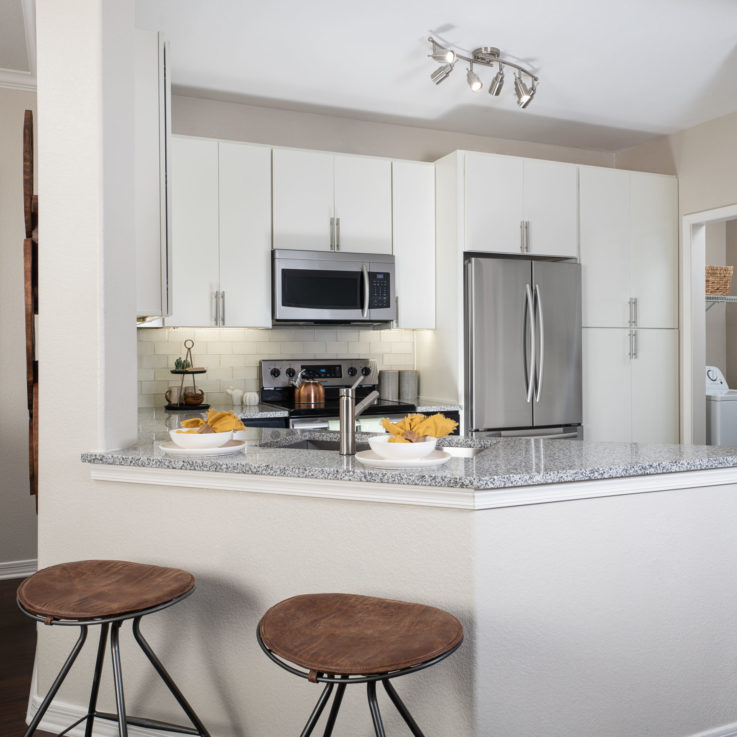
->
381, 413, 458, 442
177, 410, 245, 433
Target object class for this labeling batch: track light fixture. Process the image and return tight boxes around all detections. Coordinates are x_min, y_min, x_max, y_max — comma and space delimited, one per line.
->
427, 36, 539, 109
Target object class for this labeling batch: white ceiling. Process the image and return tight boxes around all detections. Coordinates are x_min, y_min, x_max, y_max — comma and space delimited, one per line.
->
2, 1, 736, 150
135, 0, 737, 151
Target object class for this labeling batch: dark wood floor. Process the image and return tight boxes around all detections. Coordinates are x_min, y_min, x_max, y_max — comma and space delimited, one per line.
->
0, 577, 52, 737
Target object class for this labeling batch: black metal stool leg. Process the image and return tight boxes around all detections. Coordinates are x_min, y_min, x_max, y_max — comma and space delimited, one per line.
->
321, 679, 347, 737
367, 681, 387, 737
110, 621, 128, 737
300, 681, 334, 737
84, 623, 109, 737
131, 617, 212, 737
23, 626, 88, 737
382, 678, 426, 737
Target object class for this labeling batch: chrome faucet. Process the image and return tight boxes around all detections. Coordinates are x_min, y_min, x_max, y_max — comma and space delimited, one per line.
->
339, 375, 379, 455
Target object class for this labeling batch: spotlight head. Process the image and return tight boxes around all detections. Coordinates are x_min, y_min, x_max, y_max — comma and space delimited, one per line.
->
431, 63, 453, 85
431, 48, 456, 64
466, 66, 483, 92
514, 74, 536, 108
488, 64, 504, 96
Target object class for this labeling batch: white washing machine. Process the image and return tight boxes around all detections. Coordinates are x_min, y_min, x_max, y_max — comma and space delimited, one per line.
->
705, 365, 737, 445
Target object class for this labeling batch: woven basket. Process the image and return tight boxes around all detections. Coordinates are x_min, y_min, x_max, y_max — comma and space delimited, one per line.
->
706, 265, 734, 296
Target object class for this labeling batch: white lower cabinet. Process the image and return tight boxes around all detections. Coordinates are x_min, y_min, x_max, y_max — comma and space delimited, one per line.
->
583, 327, 678, 442
167, 136, 271, 327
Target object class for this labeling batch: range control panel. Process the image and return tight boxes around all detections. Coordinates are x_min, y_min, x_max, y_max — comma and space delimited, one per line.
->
261, 358, 379, 389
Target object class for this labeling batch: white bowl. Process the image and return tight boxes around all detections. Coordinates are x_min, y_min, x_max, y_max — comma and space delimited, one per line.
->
169, 428, 233, 449
368, 435, 437, 460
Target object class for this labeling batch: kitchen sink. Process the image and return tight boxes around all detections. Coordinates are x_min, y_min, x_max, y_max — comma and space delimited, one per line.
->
279, 439, 371, 452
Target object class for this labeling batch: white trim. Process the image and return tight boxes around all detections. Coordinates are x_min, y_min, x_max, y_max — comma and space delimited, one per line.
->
681, 204, 737, 444
28, 688, 183, 737
0, 558, 37, 579
89, 464, 737, 510
689, 723, 737, 737
0, 68, 36, 91
20, 0, 36, 76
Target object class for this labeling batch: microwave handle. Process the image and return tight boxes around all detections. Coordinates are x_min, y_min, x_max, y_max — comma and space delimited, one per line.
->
362, 264, 369, 318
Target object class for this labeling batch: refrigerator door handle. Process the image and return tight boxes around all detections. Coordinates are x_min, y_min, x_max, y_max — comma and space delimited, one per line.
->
534, 283, 544, 403
525, 283, 536, 403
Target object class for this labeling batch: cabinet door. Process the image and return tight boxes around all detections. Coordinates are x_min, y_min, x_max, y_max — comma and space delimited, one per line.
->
579, 167, 631, 327
523, 159, 578, 258
333, 155, 392, 254
135, 30, 170, 318
167, 137, 219, 327
631, 329, 679, 443
465, 153, 524, 253
219, 142, 272, 328
582, 328, 632, 441
272, 148, 334, 251
392, 161, 435, 329
630, 174, 678, 329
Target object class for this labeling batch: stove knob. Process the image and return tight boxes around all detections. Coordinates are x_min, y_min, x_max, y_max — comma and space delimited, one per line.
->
347, 366, 357, 377
361, 366, 371, 377
270, 368, 281, 378
286, 367, 296, 378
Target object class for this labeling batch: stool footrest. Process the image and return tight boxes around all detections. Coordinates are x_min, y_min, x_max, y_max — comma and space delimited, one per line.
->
94, 711, 201, 735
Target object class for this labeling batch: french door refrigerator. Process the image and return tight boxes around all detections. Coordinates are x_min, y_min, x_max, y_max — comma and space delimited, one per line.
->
465, 255, 582, 437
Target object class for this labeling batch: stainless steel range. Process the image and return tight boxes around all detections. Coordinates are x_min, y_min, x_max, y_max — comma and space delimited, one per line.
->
259, 358, 416, 430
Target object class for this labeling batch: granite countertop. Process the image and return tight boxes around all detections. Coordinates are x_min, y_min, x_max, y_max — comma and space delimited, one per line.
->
85, 417, 737, 491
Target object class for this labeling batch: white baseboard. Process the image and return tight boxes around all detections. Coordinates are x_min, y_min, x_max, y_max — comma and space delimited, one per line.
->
28, 689, 185, 737
0, 558, 37, 580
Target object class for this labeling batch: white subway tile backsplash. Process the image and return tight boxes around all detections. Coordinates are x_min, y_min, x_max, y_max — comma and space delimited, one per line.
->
137, 326, 416, 407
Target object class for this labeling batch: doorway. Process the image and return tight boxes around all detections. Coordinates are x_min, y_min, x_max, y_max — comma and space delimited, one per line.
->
682, 204, 737, 443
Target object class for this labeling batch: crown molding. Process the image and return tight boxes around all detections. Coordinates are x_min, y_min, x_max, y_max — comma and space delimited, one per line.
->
0, 68, 36, 92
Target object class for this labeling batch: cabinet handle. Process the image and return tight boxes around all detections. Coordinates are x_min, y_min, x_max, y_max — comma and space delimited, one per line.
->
632, 329, 637, 359
525, 221, 530, 252
329, 217, 335, 251
214, 290, 220, 326
220, 291, 226, 326
520, 221, 526, 253
336, 217, 341, 251
632, 297, 638, 327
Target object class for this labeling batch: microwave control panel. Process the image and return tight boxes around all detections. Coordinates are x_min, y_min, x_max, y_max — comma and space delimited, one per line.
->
368, 272, 391, 309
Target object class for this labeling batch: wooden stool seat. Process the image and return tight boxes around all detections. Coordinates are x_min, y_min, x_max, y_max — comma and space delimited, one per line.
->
17, 559, 194, 621
260, 593, 463, 676
258, 593, 463, 737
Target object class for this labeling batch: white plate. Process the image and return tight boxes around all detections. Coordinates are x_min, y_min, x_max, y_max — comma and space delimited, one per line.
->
159, 440, 246, 457
355, 449, 451, 469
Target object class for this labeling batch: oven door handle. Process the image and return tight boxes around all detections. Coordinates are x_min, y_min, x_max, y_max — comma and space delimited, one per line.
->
362, 264, 369, 318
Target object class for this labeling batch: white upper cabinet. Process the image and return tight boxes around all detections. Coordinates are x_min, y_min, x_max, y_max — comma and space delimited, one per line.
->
579, 167, 677, 329
272, 149, 334, 251
168, 136, 272, 328
218, 142, 272, 328
333, 155, 392, 254
273, 148, 392, 254
392, 160, 435, 329
464, 152, 578, 257
135, 29, 171, 319
168, 137, 219, 327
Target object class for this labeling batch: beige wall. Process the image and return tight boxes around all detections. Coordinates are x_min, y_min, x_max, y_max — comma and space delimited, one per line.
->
0, 87, 38, 566
172, 93, 615, 167
616, 110, 737, 216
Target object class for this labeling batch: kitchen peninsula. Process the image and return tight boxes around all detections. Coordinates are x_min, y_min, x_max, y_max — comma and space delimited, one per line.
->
77, 427, 737, 737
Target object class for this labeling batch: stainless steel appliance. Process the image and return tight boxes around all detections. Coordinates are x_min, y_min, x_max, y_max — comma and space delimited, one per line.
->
465, 255, 582, 438
256, 359, 461, 433
272, 249, 396, 325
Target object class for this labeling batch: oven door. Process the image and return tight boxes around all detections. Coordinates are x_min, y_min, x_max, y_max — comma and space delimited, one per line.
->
273, 249, 395, 323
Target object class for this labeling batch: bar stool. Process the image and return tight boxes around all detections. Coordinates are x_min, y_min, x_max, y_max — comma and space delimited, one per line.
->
257, 593, 463, 737
16, 559, 211, 737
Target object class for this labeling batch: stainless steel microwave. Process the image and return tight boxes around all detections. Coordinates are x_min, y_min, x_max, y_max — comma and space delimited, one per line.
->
272, 249, 396, 324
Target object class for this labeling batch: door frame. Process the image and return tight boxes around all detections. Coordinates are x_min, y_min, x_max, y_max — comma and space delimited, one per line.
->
681, 203, 737, 443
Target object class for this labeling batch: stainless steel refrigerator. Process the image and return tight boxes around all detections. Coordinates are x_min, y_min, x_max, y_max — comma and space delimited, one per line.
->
465, 255, 582, 438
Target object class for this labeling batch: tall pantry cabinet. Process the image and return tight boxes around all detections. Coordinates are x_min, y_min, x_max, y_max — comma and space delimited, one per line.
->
579, 167, 679, 442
